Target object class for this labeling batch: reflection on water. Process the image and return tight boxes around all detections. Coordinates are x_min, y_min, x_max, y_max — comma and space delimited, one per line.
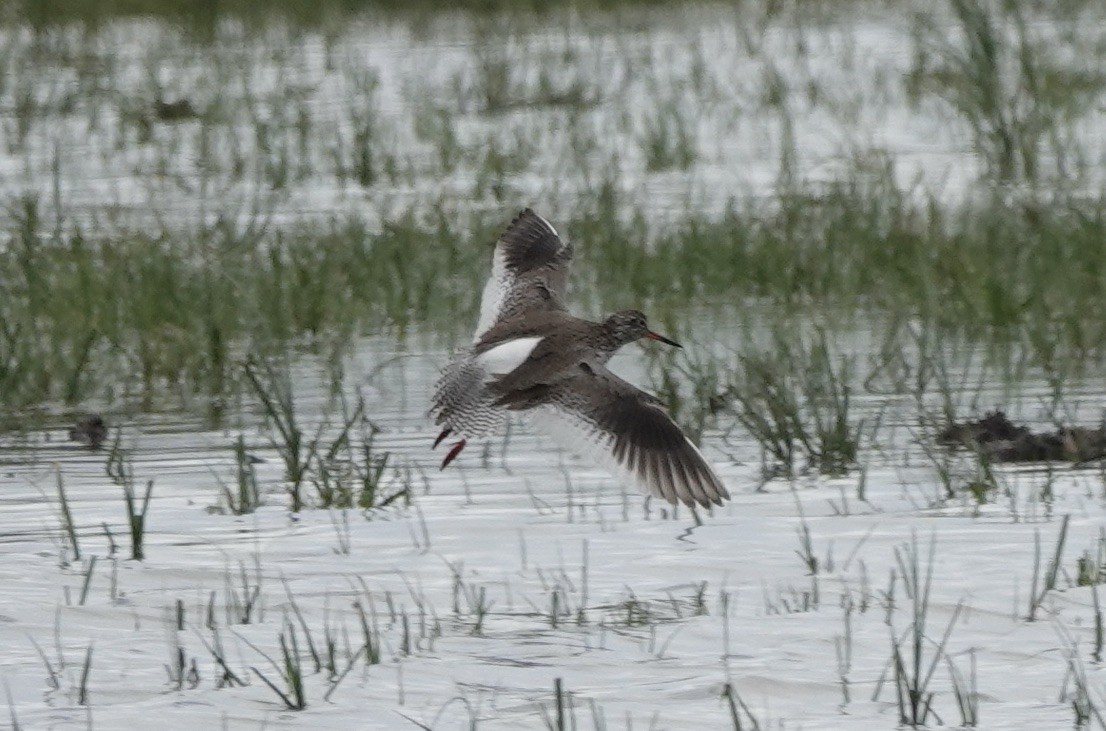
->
4, 1, 1105, 234
2, 0, 1106, 416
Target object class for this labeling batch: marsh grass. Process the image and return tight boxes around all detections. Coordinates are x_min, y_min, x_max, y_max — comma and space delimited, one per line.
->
646, 346, 724, 445
7, 166, 1106, 416
1093, 585, 1105, 665
728, 346, 803, 477
946, 649, 979, 727
874, 534, 965, 727
356, 431, 410, 510
909, 341, 1005, 506
762, 580, 819, 615
964, 448, 1001, 507
5, 8, 1106, 726
280, 577, 324, 675
0, 199, 491, 411
1056, 625, 1106, 728
3, 680, 20, 731
120, 478, 155, 561
247, 620, 308, 711
220, 435, 261, 515
1027, 514, 1071, 621
539, 677, 571, 731
76, 556, 97, 606
246, 356, 413, 512
1076, 528, 1106, 587
463, 41, 599, 116
226, 559, 264, 625
640, 100, 697, 172
107, 437, 156, 560
722, 682, 762, 731
726, 328, 862, 478
29, 636, 59, 691
791, 492, 830, 579
909, 0, 1105, 184
340, 68, 393, 188
7, 0, 819, 30
245, 358, 316, 511
319, 403, 410, 511
835, 596, 855, 707
164, 603, 201, 690
196, 625, 246, 689
801, 333, 865, 476
77, 643, 93, 706
55, 471, 80, 563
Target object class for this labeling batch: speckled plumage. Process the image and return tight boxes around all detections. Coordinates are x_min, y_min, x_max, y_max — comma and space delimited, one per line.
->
430, 354, 508, 438
431, 209, 570, 439
430, 209, 729, 509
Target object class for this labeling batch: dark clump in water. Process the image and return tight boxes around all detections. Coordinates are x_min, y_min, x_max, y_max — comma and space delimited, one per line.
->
939, 410, 1106, 464
69, 414, 108, 449
938, 410, 1030, 448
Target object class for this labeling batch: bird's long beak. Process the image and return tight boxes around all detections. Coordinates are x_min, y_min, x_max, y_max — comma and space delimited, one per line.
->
645, 331, 682, 348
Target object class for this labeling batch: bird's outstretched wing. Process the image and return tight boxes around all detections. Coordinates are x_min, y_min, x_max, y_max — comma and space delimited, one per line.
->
473, 209, 573, 342
517, 365, 729, 509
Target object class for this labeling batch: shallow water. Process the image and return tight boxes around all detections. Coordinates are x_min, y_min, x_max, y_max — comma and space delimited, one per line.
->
1, 328, 1104, 728
3, 2, 1106, 728
4, 1, 1106, 234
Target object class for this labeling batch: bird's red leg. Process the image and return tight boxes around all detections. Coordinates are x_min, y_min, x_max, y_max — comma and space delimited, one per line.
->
440, 439, 467, 470
433, 428, 452, 449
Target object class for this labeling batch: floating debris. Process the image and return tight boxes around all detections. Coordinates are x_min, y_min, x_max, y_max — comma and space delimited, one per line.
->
68, 414, 108, 449
938, 410, 1106, 464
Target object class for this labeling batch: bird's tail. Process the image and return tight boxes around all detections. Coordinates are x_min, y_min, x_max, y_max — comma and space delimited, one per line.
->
430, 355, 507, 439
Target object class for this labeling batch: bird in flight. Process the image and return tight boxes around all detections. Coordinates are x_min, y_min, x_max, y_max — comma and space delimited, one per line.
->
430, 209, 729, 509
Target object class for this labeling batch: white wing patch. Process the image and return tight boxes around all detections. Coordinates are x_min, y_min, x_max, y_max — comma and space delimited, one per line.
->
476, 336, 544, 377
471, 211, 561, 343
474, 246, 511, 342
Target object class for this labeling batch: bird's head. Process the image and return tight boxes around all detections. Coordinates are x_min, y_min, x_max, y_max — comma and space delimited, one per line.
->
604, 310, 681, 348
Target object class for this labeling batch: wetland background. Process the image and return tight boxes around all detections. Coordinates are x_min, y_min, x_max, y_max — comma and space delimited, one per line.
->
3, 0, 1106, 728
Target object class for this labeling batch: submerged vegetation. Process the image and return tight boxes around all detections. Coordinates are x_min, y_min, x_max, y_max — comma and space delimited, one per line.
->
0, 0, 1104, 450
6, 179, 1106, 412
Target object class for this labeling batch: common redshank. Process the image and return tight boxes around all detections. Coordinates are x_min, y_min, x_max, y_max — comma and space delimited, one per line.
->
430, 209, 729, 508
